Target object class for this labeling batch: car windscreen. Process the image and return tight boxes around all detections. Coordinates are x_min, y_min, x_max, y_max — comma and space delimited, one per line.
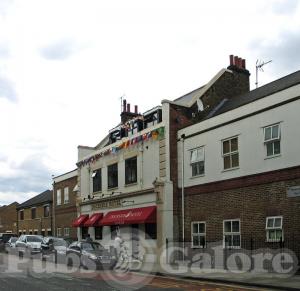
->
10, 237, 18, 242
81, 242, 102, 251
27, 236, 42, 242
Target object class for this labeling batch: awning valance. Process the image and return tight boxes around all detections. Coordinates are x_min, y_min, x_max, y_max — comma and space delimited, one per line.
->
100, 206, 156, 226
72, 214, 89, 227
84, 213, 103, 227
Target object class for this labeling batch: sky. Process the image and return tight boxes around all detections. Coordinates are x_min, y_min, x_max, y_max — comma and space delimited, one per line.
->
0, 0, 300, 205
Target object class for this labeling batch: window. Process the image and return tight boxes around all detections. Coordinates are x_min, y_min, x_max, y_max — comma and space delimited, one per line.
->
29, 230, 33, 235
110, 225, 119, 240
145, 223, 157, 239
64, 227, 70, 237
191, 222, 206, 248
64, 187, 69, 204
264, 124, 281, 157
125, 157, 137, 184
266, 216, 283, 242
92, 169, 102, 193
41, 230, 45, 237
31, 208, 36, 219
223, 219, 241, 248
47, 229, 52, 236
108, 163, 118, 189
19, 210, 24, 220
95, 226, 103, 240
81, 227, 89, 240
44, 205, 50, 217
34, 230, 38, 235
222, 137, 239, 170
190, 147, 205, 176
57, 189, 61, 206
57, 228, 62, 237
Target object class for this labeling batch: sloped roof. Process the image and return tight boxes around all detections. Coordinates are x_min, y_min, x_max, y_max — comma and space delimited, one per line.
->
17, 190, 52, 209
208, 70, 300, 118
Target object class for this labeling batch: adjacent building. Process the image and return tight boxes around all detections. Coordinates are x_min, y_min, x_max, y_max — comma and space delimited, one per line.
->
17, 190, 53, 236
0, 202, 19, 234
53, 169, 78, 239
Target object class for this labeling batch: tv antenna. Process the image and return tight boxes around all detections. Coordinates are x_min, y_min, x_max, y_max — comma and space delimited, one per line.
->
255, 59, 272, 88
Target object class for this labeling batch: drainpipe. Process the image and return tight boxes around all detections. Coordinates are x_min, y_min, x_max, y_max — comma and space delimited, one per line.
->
181, 134, 185, 261
52, 179, 55, 236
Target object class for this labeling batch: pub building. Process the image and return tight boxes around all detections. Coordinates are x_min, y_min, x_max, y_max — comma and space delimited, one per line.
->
73, 101, 173, 261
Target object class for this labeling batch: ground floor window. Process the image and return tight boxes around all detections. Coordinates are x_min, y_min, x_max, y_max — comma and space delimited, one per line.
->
41, 230, 45, 237
145, 223, 157, 239
19, 231, 22, 236
29, 230, 33, 235
191, 221, 206, 248
223, 219, 241, 248
266, 216, 283, 242
64, 227, 70, 237
110, 225, 119, 240
95, 226, 103, 240
81, 227, 89, 240
57, 228, 62, 237
47, 229, 52, 236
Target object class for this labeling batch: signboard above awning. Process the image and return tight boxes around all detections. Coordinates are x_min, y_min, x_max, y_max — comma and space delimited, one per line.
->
100, 206, 156, 226
72, 214, 89, 227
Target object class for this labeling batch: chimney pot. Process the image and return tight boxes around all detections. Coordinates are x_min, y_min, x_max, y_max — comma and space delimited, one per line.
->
242, 59, 246, 69
229, 55, 234, 66
123, 99, 127, 112
134, 105, 138, 114
234, 56, 239, 66
238, 57, 243, 68
127, 103, 131, 113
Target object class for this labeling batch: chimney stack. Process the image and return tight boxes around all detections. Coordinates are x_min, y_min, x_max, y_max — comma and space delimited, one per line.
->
127, 103, 131, 113
229, 55, 248, 71
134, 105, 138, 114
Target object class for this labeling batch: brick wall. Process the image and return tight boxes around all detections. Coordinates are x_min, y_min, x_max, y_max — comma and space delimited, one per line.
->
54, 175, 78, 239
0, 202, 18, 233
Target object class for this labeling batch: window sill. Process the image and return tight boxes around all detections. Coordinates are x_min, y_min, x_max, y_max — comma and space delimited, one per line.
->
92, 191, 102, 195
222, 167, 240, 173
266, 240, 284, 243
108, 186, 118, 191
191, 246, 206, 249
124, 182, 138, 187
190, 174, 205, 179
264, 154, 281, 160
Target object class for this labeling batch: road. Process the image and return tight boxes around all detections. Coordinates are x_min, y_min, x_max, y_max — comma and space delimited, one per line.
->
0, 253, 274, 291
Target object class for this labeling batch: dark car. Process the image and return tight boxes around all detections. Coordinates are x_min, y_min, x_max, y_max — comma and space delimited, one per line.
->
66, 241, 117, 270
41, 237, 69, 263
0, 233, 18, 252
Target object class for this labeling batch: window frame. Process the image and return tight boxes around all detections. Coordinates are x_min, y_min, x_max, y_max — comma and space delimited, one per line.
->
125, 156, 138, 185
43, 204, 50, 218
266, 216, 284, 242
145, 223, 157, 240
191, 221, 206, 248
107, 163, 118, 189
190, 147, 205, 177
31, 207, 36, 219
264, 123, 281, 157
92, 168, 102, 193
222, 136, 239, 170
64, 187, 69, 204
57, 189, 62, 206
223, 219, 241, 249
64, 227, 70, 237
19, 210, 24, 221
57, 227, 62, 237
94, 226, 103, 240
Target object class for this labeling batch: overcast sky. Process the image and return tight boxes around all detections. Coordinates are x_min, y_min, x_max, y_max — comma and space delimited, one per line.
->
0, 0, 299, 205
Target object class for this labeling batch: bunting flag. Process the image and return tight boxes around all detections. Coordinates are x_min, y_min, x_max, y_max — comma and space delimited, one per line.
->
76, 126, 165, 168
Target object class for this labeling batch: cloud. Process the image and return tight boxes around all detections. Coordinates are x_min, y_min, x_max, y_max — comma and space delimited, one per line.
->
0, 0, 13, 16
0, 74, 17, 101
0, 44, 9, 58
249, 30, 300, 74
39, 39, 81, 60
269, 0, 299, 15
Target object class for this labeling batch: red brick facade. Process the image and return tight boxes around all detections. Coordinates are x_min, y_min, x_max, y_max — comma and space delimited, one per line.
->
0, 202, 18, 234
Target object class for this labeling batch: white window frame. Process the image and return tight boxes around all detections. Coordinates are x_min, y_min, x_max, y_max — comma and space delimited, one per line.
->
264, 123, 281, 157
266, 216, 283, 242
222, 136, 239, 170
190, 147, 205, 177
223, 219, 241, 249
64, 227, 70, 237
191, 221, 206, 248
57, 189, 61, 206
64, 187, 69, 204
57, 227, 62, 237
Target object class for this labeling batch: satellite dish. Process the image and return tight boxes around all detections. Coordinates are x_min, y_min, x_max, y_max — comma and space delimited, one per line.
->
197, 98, 204, 112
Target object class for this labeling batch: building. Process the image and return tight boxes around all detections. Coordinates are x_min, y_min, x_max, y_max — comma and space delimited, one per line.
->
0, 202, 19, 233
53, 169, 78, 239
75, 102, 174, 261
175, 61, 300, 262
17, 190, 53, 236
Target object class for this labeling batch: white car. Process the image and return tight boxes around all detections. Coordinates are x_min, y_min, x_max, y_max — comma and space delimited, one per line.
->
15, 235, 43, 257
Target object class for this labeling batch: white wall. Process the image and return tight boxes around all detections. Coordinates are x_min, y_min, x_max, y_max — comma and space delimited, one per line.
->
178, 85, 300, 187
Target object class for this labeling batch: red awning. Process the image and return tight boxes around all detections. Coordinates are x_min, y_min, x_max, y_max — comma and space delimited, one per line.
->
100, 206, 156, 226
72, 214, 89, 227
84, 213, 103, 227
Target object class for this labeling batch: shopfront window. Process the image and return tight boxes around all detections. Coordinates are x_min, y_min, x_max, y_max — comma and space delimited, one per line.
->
145, 223, 157, 239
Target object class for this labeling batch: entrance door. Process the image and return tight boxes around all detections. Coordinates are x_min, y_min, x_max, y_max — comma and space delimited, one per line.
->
131, 224, 139, 259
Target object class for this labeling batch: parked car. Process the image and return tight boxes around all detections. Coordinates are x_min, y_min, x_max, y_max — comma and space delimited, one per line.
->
5, 237, 18, 253
41, 237, 69, 263
15, 235, 43, 257
0, 233, 17, 252
66, 241, 117, 270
